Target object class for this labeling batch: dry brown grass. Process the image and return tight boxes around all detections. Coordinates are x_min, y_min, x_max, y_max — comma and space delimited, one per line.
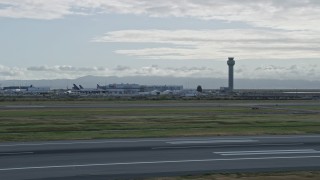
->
1, 101, 320, 142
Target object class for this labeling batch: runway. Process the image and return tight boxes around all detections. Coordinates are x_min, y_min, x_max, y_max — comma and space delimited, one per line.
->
1, 135, 320, 179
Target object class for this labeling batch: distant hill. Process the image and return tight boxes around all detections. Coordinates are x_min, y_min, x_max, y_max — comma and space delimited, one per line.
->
1, 75, 320, 89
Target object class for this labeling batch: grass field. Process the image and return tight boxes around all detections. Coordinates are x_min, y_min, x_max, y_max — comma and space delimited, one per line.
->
1, 100, 320, 142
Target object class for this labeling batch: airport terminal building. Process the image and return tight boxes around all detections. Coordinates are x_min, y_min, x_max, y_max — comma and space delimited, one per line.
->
2, 85, 50, 94
96, 83, 183, 95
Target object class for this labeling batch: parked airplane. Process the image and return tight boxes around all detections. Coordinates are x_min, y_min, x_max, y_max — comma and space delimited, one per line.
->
71, 84, 104, 94
97, 84, 106, 90
72, 84, 81, 91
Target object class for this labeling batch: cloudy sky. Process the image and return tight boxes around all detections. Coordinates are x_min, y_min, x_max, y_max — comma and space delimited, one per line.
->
0, 0, 320, 81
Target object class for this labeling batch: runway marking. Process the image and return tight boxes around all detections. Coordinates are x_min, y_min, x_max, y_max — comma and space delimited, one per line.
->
251, 135, 320, 139
0, 140, 173, 147
0, 152, 34, 155
5, 106, 45, 108
152, 143, 303, 150
2, 155, 320, 171
215, 149, 320, 156
0, 138, 257, 147
0, 134, 319, 147
167, 140, 258, 144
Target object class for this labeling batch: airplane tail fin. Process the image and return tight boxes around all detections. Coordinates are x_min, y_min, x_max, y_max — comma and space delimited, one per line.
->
73, 84, 80, 90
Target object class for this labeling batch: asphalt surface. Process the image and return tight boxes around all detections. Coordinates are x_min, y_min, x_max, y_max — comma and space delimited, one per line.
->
1, 135, 320, 180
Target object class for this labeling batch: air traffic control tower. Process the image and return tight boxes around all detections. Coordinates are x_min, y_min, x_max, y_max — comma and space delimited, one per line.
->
227, 57, 235, 92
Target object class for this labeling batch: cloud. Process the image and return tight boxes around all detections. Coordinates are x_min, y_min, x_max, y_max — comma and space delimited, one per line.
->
0, 0, 72, 20
113, 65, 131, 71
23, 65, 111, 80
0, 65, 24, 79
94, 29, 320, 60
128, 65, 223, 77
250, 64, 320, 80
3, 64, 224, 80
0, 64, 318, 81
27, 65, 107, 73
1, 1, 320, 31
